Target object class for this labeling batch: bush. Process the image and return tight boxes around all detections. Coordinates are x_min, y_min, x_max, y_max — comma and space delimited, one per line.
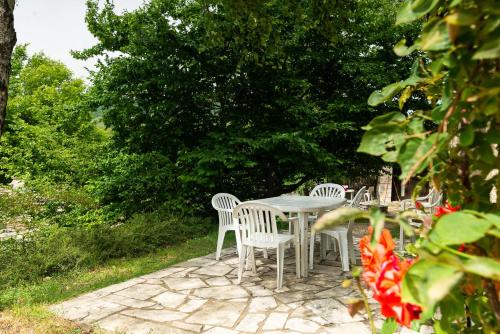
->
0, 182, 104, 227
88, 151, 176, 217
0, 211, 213, 290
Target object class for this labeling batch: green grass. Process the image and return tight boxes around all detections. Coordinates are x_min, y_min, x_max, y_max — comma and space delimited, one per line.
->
1, 229, 234, 308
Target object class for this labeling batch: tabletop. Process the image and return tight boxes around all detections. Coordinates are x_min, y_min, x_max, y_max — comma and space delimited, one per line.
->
248, 195, 346, 212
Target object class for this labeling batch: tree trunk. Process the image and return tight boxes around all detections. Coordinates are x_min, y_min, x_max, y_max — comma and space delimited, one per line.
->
0, 0, 16, 138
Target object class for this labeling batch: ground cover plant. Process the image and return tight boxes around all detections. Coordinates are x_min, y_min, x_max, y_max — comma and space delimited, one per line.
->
315, 0, 500, 332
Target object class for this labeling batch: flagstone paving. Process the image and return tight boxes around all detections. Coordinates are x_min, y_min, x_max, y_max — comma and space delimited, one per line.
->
51, 241, 382, 334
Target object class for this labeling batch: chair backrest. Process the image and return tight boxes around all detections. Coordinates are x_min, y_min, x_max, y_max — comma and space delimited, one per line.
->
347, 186, 367, 232
429, 191, 443, 214
430, 190, 442, 206
232, 203, 287, 245
212, 193, 241, 229
310, 183, 345, 199
365, 186, 375, 202
349, 186, 367, 208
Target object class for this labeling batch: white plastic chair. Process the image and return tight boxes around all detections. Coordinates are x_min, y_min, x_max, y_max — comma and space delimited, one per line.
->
399, 189, 442, 250
310, 183, 346, 199
288, 183, 345, 234
310, 186, 366, 272
234, 203, 299, 289
212, 193, 242, 261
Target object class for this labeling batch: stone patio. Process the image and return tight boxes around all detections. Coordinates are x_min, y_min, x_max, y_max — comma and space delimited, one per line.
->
51, 242, 381, 334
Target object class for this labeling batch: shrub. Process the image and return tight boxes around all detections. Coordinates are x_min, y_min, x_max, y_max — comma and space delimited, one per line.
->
88, 151, 176, 217
0, 211, 213, 290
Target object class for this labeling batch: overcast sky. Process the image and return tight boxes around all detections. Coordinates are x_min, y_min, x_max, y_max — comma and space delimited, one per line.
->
15, 0, 143, 79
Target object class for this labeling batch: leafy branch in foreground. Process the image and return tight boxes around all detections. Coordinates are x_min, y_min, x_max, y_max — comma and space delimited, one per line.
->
318, 0, 499, 332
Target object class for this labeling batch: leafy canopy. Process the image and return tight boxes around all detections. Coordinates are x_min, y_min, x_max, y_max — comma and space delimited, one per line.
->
79, 0, 419, 212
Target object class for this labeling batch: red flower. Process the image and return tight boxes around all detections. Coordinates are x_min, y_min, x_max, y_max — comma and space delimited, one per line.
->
359, 228, 422, 327
434, 201, 461, 218
415, 201, 423, 210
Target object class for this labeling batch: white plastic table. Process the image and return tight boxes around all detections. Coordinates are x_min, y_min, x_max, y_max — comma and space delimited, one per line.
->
248, 195, 346, 278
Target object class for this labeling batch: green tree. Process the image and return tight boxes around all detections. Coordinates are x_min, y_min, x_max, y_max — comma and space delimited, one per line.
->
0, 45, 106, 185
79, 0, 419, 213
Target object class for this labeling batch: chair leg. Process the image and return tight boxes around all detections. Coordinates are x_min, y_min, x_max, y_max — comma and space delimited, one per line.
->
216, 228, 226, 261
234, 226, 242, 258
277, 244, 284, 289
337, 234, 349, 272
320, 233, 327, 260
238, 246, 247, 284
250, 247, 257, 273
294, 237, 300, 278
347, 232, 355, 265
309, 230, 315, 270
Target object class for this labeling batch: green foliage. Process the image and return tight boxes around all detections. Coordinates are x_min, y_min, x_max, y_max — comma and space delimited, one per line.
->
77, 0, 420, 212
0, 230, 227, 310
356, 0, 500, 331
0, 209, 212, 291
1, 45, 107, 186
88, 150, 176, 217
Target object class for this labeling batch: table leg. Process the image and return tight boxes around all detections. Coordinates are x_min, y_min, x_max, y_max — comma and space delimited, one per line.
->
298, 212, 309, 278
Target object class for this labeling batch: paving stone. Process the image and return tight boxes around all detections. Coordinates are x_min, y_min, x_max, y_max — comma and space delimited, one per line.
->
285, 318, 321, 333
204, 327, 239, 334
245, 285, 274, 296
101, 293, 156, 308
248, 296, 277, 312
236, 313, 266, 332
275, 304, 290, 312
140, 267, 186, 279
170, 267, 199, 277
193, 285, 249, 300
171, 321, 203, 332
121, 309, 187, 322
206, 276, 232, 286
152, 291, 187, 308
115, 283, 167, 300
163, 277, 208, 290
82, 278, 146, 299
318, 287, 353, 298
287, 301, 304, 309
275, 290, 316, 304
303, 298, 363, 323
290, 306, 313, 318
96, 314, 147, 333
323, 322, 372, 334
178, 299, 207, 313
193, 263, 233, 276
228, 298, 249, 303
184, 257, 218, 267
262, 313, 288, 330
51, 298, 126, 323
185, 300, 246, 327
290, 283, 322, 291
